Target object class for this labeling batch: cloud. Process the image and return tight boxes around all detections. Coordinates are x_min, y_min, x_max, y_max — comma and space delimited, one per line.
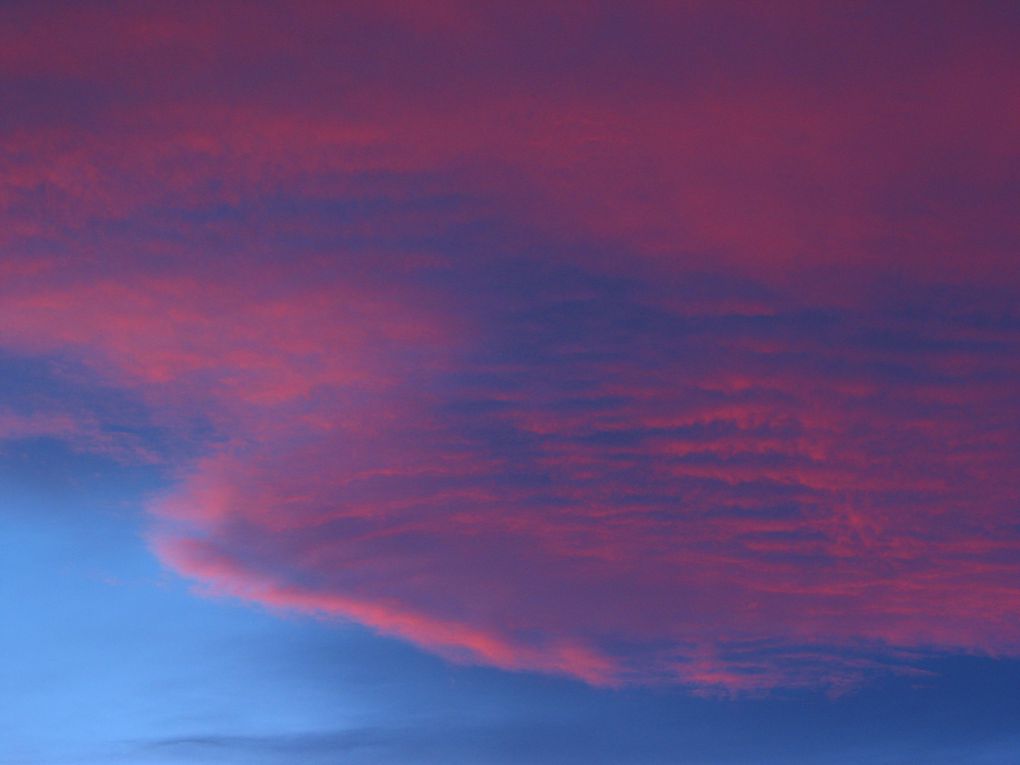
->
142, 275, 1020, 690
140, 729, 384, 763
1, 0, 1019, 692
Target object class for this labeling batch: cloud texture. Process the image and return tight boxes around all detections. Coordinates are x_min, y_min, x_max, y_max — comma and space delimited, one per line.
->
2, 0, 1019, 691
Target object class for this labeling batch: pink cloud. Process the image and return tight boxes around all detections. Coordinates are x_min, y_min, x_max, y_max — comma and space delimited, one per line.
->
1, 0, 1018, 692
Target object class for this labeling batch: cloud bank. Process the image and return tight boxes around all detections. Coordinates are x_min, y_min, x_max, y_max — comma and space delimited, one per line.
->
2, 0, 1019, 691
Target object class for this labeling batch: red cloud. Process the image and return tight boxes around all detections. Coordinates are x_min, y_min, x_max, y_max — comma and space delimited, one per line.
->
1, 1, 1019, 692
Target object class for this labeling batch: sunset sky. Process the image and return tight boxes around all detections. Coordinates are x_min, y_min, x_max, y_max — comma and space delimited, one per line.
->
2, 2, 1020, 763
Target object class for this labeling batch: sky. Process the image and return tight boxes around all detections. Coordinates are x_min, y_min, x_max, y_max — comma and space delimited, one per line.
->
1, 1, 1019, 763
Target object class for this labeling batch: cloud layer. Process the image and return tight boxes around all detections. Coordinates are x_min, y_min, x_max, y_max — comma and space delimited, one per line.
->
2, 1, 1019, 691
